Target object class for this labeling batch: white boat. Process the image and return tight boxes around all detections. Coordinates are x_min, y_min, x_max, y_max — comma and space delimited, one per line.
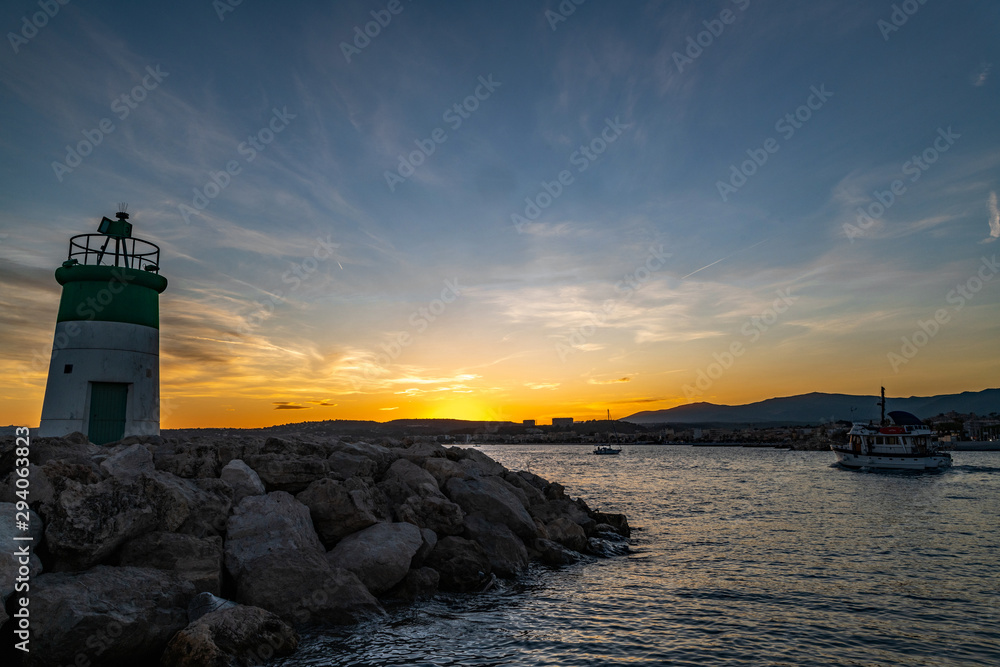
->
593, 410, 623, 455
831, 387, 952, 471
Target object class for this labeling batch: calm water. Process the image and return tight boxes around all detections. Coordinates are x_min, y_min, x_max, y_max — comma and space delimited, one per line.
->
274, 445, 1000, 666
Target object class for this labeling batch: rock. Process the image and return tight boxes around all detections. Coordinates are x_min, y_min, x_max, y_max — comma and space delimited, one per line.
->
160, 602, 298, 667
425, 536, 492, 592
384, 458, 442, 498
225, 492, 325, 575
396, 440, 448, 464
149, 473, 233, 538
153, 441, 220, 479
187, 592, 238, 623
445, 477, 537, 540
396, 494, 466, 536
99, 443, 155, 481
590, 510, 631, 537
225, 491, 383, 624
502, 471, 546, 506
452, 447, 507, 476
463, 513, 529, 577
422, 457, 473, 487
530, 499, 596, 535
44, 475, 159, 570
244, 452, 330, 494
534, 538, 581, 566
27, 434, 101, 467
295, 477, 379, 547
414, 527, 437, 567
326, 451, 378, 480
329, 440, 397, 476
0, 503, 43, 601
327, 522, 423, 595
27, 565, 194, 667
546, 516, 588, 553
262, 436, 330, 459
220, 459, 266, 506
387, 566, 439, 602
119, 532, 224, 595
235, 551, 384, 625
587, 536, 630, 558
0, 463, 55, 508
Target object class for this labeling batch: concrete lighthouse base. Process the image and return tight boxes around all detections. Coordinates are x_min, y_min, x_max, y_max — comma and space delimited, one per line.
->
39, 320, 160, 443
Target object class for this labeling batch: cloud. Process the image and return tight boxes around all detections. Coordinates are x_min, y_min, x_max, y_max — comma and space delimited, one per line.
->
983, 191, 1000, 244
973, 62, 992, 87
526, 382, 560, 390
273, 402, 310, 410
588, 377, 631, 385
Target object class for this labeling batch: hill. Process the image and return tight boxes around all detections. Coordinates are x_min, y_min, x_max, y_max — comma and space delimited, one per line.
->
623, 388, 1000, 425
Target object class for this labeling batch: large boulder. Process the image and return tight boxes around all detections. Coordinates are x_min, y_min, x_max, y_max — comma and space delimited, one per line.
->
396, 494, 465, 535
119, 532, 224, 595
26, 565, 194, 667
99, 443, 155, 481
387, 566, 439, 602
327, 522, 423, 595
220, 459, 266, 506
245, 437, 330, 493
225, 492, 383, 624
328, 440, 397, 477
396, 440, 448, 464
546, 516, 588, 553
425, 536, 492, 592
533, 538, 581, 566
451, 447, 507, 477
295, 477, 379, 547
463, 514, 529, 577
235, 551, 384, 625
149, 473, 233, 538
384, 458, 442, 498
422, 457, 472, 487
153, 440, 221, 479
326, 451, 378, 480
160, 602, 298, 666
225, 492, 324, 573
44, 475, 159, 570
529, 498, 596, 534
445, 477, 537, 540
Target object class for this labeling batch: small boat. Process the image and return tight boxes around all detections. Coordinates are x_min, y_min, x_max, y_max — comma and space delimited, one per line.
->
593, 410, 623, 455
831, 387, 952, 471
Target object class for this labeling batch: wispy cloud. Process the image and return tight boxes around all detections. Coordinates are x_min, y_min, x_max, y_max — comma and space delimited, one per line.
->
983, 191, 1000, 244
973, 62, 992, 87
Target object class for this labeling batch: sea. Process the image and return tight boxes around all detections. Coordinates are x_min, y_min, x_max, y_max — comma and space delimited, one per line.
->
273, 445, 1000, 666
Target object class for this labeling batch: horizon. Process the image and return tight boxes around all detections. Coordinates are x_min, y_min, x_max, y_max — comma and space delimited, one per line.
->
2, 2, 999, 429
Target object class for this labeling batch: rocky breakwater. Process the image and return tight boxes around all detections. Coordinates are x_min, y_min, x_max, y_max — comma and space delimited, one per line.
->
0, 433, 630, 666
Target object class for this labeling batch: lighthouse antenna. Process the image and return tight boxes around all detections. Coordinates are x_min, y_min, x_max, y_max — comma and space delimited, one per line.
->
116, 202, 129, 220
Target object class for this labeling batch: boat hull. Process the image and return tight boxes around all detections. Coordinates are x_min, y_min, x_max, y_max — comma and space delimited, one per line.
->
832, 448, 951, 470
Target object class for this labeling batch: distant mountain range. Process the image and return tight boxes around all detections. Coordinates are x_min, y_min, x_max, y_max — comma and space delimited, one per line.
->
623, 389, 1000, 425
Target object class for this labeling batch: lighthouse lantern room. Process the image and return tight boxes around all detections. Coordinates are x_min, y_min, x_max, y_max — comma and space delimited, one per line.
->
38, 206, 168, 444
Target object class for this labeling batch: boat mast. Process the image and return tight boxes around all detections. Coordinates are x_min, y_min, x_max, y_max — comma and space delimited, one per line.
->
878, 386, 886, 425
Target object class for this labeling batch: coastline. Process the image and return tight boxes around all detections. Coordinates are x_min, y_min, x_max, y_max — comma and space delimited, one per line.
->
0, 431, 629, 666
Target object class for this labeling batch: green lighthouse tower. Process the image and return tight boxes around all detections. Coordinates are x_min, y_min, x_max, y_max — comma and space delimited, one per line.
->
38, 207, 168, 444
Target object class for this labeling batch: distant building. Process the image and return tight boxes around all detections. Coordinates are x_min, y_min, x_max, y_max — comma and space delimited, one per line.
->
552, 417, 574, 427
523, 419, 536, 427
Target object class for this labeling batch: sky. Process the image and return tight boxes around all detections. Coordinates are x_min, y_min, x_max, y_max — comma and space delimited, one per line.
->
1, 0, 999, 429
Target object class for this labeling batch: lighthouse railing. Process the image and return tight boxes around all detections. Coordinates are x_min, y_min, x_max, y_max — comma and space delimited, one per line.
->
67, 234, 161, 272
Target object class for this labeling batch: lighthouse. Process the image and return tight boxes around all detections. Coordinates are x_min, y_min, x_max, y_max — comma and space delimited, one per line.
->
38, 207, 168, 444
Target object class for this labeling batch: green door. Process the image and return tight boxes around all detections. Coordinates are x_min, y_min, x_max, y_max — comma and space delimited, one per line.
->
88, 382, 129, 445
